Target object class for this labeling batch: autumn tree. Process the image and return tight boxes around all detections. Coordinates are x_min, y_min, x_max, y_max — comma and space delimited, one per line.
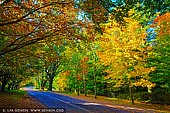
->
57, 39, 90, 95
0, 0, 78, 56
55, 70, 70, 91
97, 13, 155, 103
66, 46, 85, 95
77, 0, 108, 32
41, 42, 68, 91
0, 51, 33, 92
77, 0, 169, 27
0, 0, 91, 91
79, 57, 89, 96
148, 12, 170, 93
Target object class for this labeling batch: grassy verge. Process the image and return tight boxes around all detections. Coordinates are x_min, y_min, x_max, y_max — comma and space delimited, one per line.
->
0, 90, 46, 109
55, 91, 170, 113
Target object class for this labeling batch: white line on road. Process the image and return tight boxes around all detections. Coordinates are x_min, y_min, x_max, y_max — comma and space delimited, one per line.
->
42, 93, 93, 113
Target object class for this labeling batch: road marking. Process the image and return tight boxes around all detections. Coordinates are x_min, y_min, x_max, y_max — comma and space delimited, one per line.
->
42, 93, 93, 113
78, 103, 101, 106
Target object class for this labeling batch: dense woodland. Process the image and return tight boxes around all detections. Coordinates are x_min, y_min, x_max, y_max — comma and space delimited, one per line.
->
0, 0, 170, 105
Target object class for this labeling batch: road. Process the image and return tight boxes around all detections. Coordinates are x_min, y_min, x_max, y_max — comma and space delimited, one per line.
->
27, 90, 154, 113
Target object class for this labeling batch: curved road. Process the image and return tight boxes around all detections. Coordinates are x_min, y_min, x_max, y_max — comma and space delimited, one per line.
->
27, 90, 154, 113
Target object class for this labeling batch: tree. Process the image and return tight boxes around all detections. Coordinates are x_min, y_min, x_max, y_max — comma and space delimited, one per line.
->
0, 0, 91, 92
0, 52, 33, 92
79, 57, 89, 96
0, 0, 77, 56
45, 62, 61, 91
77, 0, 169, 27
42, 43, 66, 91
149, 12, 170, 92
86, 43, 100, 99
0, 68, 11, 92
55, 70, 70, 91
77, 0, 108, 32
97, 14, 155, 103
66, 46, 85, 96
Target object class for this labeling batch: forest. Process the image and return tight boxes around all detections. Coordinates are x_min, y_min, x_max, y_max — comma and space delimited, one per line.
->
0, 0, 170, 105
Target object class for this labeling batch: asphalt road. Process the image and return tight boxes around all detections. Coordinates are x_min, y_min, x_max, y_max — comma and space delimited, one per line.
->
24, 87, 157, 113
27, 90, 132, 113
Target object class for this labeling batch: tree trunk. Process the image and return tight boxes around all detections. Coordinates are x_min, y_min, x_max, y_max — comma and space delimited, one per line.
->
93, 62, 97, 99
128, 78, 134, 104
77, 80, 80, 96
48, 77, 54, 91
77, 87, 80, 96
41, 80, 47, 90
94, 71, 97, 99
84, 79, 87, 96
7, 83, 12, 90
1, 80, 7, 92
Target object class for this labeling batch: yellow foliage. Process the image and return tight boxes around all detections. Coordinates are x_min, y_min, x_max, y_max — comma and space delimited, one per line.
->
97, 16, 155, 88
56, 73, 68, 91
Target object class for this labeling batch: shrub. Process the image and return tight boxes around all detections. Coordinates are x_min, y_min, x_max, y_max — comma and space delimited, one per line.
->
116, 94, 130, 100
150, 92, 170, 105
134, 92, 150, 102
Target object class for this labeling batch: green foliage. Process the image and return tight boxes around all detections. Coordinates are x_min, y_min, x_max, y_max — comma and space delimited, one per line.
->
23, 82, 34, 87
116, 94, 131, 100
77, 0, 169, 26
133, 92, 150, 102
148, 12, 170, 93
6, 90, 26, 95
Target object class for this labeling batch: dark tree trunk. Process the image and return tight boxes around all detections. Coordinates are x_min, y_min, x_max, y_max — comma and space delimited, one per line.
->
48, 77, 54, 91
0, 70, 9, 92
7, 83, 12, 90
94, 75, 97, 99
84, 80, 87, 96
11, 84, 15, 90
128, 78, 134, 104
77, 86, 80, 96
94, 68, 97, 99
77, 80, 80, 96
1, 80, 7, 92
41, 80, 47, 90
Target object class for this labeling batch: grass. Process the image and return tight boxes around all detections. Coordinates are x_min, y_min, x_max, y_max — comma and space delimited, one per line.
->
6, 90, 27, 94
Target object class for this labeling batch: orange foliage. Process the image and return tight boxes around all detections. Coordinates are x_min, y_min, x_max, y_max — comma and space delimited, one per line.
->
0, 0, 94, 56
63, 70, 70, 76
76, 74, 82, 80
153, 12, 170, 37
81, 0, 108, 23
80, 57, 89, 75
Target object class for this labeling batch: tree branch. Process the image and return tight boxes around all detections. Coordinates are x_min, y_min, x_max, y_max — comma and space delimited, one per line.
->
0, 1, 72, 26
